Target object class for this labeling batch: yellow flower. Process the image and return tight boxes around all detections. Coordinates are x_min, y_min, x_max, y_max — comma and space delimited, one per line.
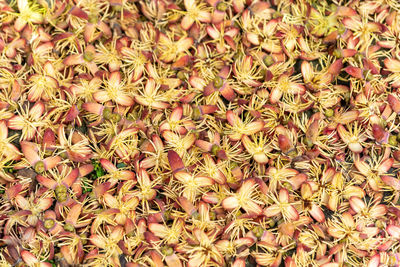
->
13, 0, 44, 32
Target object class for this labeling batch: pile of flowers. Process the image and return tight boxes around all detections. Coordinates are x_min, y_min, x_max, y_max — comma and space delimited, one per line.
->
1, 0, 400, 266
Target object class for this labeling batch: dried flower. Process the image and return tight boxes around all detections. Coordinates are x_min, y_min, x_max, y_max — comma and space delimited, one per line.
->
3, 0, 400, 265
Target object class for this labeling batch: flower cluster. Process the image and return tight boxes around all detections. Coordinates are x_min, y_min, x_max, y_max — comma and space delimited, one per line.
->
1, 0, 400, 266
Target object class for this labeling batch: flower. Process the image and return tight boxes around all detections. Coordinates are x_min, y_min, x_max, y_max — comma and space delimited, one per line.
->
12, 0, 44, 32
7, 101, 48, 141
180, 0, 211, 30
93, 71, 134, 106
